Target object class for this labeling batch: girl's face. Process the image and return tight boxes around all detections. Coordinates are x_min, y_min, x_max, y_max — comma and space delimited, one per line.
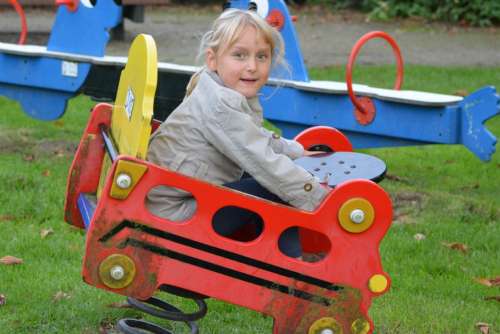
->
206, 26, 272, 98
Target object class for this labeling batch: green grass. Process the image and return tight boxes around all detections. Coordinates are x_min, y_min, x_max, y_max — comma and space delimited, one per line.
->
1, 65, 499, 333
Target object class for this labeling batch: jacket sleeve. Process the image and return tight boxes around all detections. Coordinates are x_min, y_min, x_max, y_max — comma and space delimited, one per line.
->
202, 96, 328, 211
259, 127, 304, 160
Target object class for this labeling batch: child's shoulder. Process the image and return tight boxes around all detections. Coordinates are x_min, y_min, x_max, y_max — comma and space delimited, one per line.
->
196, 70, 244, 110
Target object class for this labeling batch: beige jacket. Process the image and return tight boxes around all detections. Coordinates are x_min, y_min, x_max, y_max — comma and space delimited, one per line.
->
146, 70, 328, 221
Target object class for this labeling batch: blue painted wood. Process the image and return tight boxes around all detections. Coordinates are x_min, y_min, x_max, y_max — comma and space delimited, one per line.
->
0, 54, 91, 92
260, 85, 499, 161
459, 86, 500, 161
48, 0, 122, 56
77, 193, 97, 230
0, 0, 122, 120
0, 83, 71, 120
260, 85, 458, 144
223, 1, 499, 161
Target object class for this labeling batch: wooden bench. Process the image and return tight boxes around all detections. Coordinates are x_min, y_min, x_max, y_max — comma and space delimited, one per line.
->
64, 34, 393, 334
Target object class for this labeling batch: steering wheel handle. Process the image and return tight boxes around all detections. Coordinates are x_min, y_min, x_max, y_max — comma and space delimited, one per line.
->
346, 31, 404, 121
9, 0, 27, 45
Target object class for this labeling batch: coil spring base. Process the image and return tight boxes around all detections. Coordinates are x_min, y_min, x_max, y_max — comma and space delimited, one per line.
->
117, 285, 208, 334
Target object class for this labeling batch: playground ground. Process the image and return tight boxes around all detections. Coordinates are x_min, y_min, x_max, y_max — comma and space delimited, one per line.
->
0, 5, 500, 68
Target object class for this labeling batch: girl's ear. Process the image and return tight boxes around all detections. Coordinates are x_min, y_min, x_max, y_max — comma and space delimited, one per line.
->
206, 49, 217, 71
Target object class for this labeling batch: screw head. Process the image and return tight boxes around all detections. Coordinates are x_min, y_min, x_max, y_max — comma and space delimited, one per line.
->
116, 173, 132, 189
350, 209, 365, 224
308, 317, 341, 334
320, 329, 335, 334
110, 265, 125, 280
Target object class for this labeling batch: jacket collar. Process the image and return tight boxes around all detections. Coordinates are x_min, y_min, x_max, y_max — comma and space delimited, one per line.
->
200, 69, 264, 124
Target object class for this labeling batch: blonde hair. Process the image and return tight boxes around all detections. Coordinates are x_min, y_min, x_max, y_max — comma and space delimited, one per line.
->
185, 9, 286, 96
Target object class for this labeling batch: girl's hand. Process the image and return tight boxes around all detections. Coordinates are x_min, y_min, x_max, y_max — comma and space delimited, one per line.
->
303, 150, 327, 157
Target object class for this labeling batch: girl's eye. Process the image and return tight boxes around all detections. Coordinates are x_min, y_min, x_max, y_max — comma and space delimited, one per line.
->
257, 53, 269, 61
232, 52, 247, 60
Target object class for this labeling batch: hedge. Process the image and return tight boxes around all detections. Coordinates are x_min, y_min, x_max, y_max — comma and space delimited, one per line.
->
337, 0, 500, 27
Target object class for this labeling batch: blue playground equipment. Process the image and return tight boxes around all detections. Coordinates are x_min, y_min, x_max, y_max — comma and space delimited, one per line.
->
229, 0, 499, 162
0, 0, 122, 120
0, 0, 498, 161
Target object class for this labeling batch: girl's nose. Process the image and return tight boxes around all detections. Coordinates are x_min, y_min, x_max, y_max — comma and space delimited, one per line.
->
247, 57, 257, 72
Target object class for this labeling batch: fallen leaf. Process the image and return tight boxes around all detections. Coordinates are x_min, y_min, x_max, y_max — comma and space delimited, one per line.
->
106, 301, 132, 309
476, 322, 490, 334
489, 277, 500, 286
42, 170, 51, 177
442, 241, 469, 254
460, 183, 480, 191
0, 255, 23, 265
52, 291, 71, 302
23, 154, 35, 162
454, 89, 469, 97
393, 212, 410, 224
414, 233, 426, 241
99, 319, 116, 334
53, 120, 65, 127
385, 173, 409, 183
55, 149, 65, 158
0, 294, 6, 306
40, 228, 54, 239
475, 278, 494, 287
474, 276, 500, 287
484, 296, 500, 302
0, 215, 16, 222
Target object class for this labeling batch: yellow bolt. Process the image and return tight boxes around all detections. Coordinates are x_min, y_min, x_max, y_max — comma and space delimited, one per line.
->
338, 198, 375, 233
368, 274, 388, 293
308, 317, 343, 334
351, 318, 370, 334
98, 254, 136, 289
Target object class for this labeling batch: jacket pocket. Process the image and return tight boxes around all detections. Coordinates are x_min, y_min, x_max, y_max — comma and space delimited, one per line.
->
169, 152, 188, 171
170, 152, 208, 180
194, 160, 209, 179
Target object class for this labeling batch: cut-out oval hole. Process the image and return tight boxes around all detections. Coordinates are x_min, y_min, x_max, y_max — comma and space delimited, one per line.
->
212, 206, 263, 242
279, 227, 331, 263
146, 185, 198, 222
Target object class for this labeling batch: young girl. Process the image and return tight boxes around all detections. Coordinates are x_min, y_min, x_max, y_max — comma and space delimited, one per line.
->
147, 8, 329, 258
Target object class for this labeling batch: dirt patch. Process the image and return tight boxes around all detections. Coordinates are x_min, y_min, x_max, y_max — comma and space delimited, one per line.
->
35, 140, 78, 157
391, 191, 426, 224
0, 130, 77, 159
0, 129, 33, 154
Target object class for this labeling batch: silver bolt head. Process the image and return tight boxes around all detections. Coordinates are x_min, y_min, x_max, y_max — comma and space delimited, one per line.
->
116, 173, 132, 189
110, 265, 125, 280
350, 209, 365, 224
320, 329, 335, 334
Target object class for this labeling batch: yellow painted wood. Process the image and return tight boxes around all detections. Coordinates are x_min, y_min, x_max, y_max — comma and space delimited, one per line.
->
97, 154, 111, 199
338, 198, 375, 233
98, 254, 136, 289
351, 318, 370, 334
308, 317, 343, 334
368, 274, 388, 293
110, 160, 148, 200
96, 34, 157, 199
111, 33, 158, 159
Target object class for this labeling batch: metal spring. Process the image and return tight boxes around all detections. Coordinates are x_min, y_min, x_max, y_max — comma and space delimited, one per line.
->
117, 285, 208, 334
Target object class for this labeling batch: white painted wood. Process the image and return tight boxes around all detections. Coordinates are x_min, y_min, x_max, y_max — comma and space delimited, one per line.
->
0, 42, 463, 106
